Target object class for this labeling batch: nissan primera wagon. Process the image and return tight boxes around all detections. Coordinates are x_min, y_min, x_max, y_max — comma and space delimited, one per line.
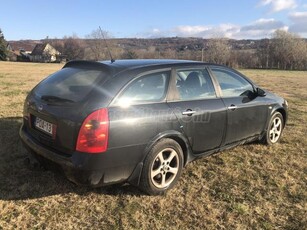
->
20, 59, 288, 195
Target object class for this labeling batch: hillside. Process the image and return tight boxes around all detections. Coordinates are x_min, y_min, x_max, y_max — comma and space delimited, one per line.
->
7, 36, 307, 70
8, 37, 265, 53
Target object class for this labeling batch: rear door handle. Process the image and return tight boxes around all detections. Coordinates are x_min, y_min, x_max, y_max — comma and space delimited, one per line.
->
182, 110, 196, 116
227, 104, 237, 111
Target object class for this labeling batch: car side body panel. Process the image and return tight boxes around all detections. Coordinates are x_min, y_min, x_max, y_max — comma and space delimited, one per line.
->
221, 96, 269, 145
167, 99, 226, 153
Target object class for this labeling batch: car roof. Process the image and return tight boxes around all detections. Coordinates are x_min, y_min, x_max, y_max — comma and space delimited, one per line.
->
101, 59, 201, 68
63, 59, 207, 74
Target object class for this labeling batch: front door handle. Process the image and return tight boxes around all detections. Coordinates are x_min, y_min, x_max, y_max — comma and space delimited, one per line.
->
227, 104, 237, 111
182, 110, 196, 116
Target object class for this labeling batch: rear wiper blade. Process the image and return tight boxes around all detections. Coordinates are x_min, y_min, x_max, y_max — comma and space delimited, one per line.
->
41, 95, 75, 103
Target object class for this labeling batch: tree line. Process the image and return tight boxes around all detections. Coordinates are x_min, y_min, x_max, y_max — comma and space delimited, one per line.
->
1, 28, 307, 70
0, 29, 7, 60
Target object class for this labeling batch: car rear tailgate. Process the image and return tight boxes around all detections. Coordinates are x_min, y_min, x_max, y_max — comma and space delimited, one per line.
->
22, 65, 113, 156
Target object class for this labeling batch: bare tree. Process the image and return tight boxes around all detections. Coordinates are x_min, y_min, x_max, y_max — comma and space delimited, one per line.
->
205, 38, 231, 65
292, 37, 307, 70
161, 48, 177, 59
269, 30, 307, 70
121, 50, 138, 59
62, 35, 85, 60
256, 39, 270, 68
86, 28, 113, 60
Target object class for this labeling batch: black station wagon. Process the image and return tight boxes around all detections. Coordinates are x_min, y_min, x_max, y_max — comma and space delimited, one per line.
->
20, 59, 288, 195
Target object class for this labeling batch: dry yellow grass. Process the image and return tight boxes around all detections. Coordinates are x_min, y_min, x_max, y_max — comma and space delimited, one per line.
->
0, 62, 306, 229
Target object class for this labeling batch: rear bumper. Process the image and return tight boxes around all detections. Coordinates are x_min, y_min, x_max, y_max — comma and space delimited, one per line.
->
19, 125, 144, 186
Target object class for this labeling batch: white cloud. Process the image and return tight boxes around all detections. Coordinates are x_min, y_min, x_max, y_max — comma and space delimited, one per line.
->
150, 28, 163, 36
288, 11, 307, 33
238, 18, 288, 39
139, 28, 166, 38
289, 11, 307, 23
142, 18, 288, 39
172, 25, 210, 37
171, 24, 240, 38
259, 0, 297, 12
238, 18, 288, 38
241, 18, 285, 31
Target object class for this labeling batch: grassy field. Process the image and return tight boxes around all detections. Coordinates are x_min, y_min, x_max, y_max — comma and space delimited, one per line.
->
0, 62, 306, 229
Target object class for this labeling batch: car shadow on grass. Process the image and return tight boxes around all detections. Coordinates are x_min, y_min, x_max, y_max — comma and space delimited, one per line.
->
0, 117, 143, 201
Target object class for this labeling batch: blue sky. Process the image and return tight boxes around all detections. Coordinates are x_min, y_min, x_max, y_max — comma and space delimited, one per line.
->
1, 0, 307, 40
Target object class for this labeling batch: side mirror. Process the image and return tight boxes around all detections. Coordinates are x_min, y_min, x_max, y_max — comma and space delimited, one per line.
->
256, 87, 266, 97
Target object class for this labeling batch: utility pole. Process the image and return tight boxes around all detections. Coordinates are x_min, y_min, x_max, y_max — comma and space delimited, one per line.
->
201, 47, 205, 62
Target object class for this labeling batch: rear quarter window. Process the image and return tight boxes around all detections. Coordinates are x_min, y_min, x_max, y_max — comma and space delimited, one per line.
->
34, 67, 104, 102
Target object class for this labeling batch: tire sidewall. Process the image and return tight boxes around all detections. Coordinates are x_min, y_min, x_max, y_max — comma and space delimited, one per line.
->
266, 112, 284, 145
140, 138, 184, 195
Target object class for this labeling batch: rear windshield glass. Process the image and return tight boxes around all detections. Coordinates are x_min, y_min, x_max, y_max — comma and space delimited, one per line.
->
34, 67, 103, 102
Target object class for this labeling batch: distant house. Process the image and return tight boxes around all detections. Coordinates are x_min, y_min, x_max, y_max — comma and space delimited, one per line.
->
6, 43, 12, 52
8, 41, 35, 54
30, 43, 60, 62
6, 41, 36, 61
6, 43, 18, 61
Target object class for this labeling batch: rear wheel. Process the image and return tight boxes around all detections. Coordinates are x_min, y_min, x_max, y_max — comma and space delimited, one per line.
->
262, 112, 284, 145
139, 138, 183, 195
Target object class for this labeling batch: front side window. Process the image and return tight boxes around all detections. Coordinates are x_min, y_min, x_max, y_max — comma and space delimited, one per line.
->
176, 69, 216, 100
115, 71, 170, 105
211, 68, 254, 97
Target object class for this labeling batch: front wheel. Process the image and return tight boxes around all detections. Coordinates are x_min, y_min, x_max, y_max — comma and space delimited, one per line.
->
139, 138, 184, 195
262, 112, 284, 145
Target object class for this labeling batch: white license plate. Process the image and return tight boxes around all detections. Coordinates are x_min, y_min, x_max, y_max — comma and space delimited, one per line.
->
35, 117, 53, 135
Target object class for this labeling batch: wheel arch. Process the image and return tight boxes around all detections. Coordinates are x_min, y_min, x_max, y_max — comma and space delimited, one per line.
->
272, 106, 287, 126
128, 130, 194, 187
275, 108, 287, 126
143, 131, 194, 166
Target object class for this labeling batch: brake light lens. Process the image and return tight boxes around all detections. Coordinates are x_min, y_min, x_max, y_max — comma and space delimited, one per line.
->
76, 108, 109, 153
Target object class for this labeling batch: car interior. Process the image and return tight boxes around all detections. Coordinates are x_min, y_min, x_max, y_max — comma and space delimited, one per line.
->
176, 70, 216, 100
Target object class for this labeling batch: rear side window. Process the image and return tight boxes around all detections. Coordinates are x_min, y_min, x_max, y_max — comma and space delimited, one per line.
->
34, 67, 103, 102
115, 71, 170, 106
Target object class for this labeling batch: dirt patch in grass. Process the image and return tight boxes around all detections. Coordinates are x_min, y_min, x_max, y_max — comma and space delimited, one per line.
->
0, 62, 306, 229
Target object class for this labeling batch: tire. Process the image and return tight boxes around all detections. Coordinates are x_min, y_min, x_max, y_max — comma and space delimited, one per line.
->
139, 138, 184, 195
262, 111, 284, 145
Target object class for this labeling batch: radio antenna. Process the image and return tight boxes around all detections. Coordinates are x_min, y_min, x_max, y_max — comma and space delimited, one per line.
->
99, 26, 115, 63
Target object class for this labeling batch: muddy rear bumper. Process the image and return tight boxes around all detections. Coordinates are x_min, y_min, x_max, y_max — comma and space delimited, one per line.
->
19, 125, 143, 187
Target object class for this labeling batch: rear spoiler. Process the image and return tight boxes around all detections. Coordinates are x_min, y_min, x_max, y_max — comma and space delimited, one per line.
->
63, 60, 112, 71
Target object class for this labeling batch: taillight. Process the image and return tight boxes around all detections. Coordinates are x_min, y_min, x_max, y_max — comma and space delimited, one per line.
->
76, 108, 109, 154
